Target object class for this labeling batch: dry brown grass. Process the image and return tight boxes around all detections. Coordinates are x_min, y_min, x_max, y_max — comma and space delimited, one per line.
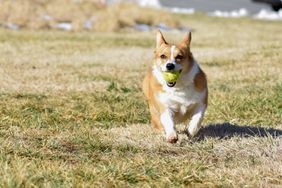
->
0, 13, 281, 187
93, 3, 179, 32
0, 0, 179, 32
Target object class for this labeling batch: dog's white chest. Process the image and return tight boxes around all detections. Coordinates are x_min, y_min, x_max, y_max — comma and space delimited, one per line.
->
158, 86, 203, 112
153, 59, 205, 115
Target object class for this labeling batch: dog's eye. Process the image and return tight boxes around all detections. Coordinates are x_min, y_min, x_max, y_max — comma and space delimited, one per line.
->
160, 54, 167, 59
176, 55, 183, 61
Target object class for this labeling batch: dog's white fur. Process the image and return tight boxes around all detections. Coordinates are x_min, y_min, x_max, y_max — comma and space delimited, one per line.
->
143, 31, 208, 143
153, 46, 207, 139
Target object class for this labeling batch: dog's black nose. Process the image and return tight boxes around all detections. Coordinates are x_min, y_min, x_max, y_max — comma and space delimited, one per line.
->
166, 63, 175, 70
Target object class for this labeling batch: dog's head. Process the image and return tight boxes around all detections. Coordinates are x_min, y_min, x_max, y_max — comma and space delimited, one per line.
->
154, 30, 194, 87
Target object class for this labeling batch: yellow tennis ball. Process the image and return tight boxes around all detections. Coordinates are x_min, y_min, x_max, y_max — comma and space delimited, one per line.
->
162, 71, 181, 83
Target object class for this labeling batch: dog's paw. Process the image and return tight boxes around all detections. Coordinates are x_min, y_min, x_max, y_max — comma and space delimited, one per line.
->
187, 124, 201, 137
165, 132, 178, 143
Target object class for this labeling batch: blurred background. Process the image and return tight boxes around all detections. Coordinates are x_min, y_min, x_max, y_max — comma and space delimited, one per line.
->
0, 0, 281, 32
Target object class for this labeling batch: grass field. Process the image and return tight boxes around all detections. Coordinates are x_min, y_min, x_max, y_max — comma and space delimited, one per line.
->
0, 13, 281, 187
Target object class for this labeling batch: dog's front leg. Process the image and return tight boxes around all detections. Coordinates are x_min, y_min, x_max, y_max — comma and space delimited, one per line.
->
187, 104, 206, 137
160, 110, 178, 143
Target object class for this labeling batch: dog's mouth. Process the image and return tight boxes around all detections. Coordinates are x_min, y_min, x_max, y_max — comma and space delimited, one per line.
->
166, 82, 176, 87
165, 69, 182, 87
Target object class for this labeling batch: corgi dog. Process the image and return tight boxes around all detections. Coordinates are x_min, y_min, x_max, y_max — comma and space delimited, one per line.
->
143, 30, 208, 143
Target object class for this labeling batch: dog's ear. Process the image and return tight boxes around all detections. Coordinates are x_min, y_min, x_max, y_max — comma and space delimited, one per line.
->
156, 30, 167, 48
182, 31, 192, 47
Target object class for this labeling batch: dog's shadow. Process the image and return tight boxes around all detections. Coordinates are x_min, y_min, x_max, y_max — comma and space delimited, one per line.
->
189, 122, 282, 141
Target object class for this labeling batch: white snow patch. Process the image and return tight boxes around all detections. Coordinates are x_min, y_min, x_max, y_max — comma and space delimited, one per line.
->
5, 23, 20, 30
210, 8, 248, 18
84, 16, 96, 30
41, 15, 53, 21
53, 23, 73, 31
167, 7, 195, 14
106, 0, 161, 8
137, 0, 161, 8
134, 23, 151, 31
254, 9, 282, 20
